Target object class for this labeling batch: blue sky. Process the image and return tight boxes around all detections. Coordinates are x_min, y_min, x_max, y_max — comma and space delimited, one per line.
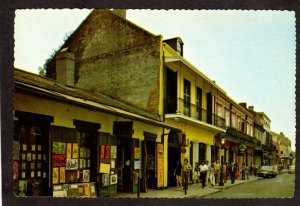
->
14, 9, 296, 150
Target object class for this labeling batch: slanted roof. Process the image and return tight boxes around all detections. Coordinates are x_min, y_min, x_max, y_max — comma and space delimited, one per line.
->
15, 68, 167, 124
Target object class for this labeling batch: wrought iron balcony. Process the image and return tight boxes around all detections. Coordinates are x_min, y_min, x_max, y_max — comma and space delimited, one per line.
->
226, 127, 258, 146
164, 98, 226, 129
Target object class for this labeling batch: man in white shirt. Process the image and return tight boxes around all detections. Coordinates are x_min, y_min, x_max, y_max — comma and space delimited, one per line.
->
199, 161, 208, 188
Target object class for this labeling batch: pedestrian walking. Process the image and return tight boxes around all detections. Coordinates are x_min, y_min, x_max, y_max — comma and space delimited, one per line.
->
230, 162, 236, 184
174, 161, 182, 187
193, 162, 200, 184
222, 162, 227, 183
182, 158, 192, 193
209, 161, 215, 186
199, 161, 208, 188
244, 163, 249, 180
240, 163, 245, 180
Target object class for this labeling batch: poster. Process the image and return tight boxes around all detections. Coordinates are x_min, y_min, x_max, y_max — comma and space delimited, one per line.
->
21, 171, 26, 179
67, 143, 72, 159
22, 144, 27, 151
156, 143, 164, 188
31, 144, 36, 151
86, 148, 90, 158
37, 154, 42, 160
52, 142, 66, 154
59, 167, 66, 183
101, 174, 109, 187
110, 174, 118, 185
80, 147, 86, 158
99, 163, 110, 174
134, 160, 140, 170
37, 162, 42, 170
111, 159, 115, 169
21, 153, 26, 161
83, 170, 90, 182
105, 145, 111, 159
21, 162, 26, 170
110, 146, 117, 158
100, 145, 105, 159
37, 144, 42, 151
72, 143, 78, 158
32, 154, 36, 161
26, 153, 31, 161
66, 159, 78, 170
52, 155, 67, 167
53, 167, 59, 184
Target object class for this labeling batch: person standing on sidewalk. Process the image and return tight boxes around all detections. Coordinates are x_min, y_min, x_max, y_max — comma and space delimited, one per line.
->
193, 162, 200, 184
240, 163, 245, 180
199, 161, 208, 188
214, 160, 221, 184
230, 162, 236, 184
209, 161, 215, 186
244, 163, 249, 180
182, 158, 192, 191
222, 162, 227, 184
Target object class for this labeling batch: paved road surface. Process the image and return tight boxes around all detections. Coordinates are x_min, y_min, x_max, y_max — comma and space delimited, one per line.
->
205, 173, 294, 198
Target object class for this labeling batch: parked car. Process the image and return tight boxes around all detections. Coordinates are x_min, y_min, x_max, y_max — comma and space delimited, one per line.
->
288, 165, 295, 174
257, 166, 277, 178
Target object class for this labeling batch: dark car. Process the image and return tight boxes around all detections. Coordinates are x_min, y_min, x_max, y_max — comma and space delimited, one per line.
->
257, 166, 277, 178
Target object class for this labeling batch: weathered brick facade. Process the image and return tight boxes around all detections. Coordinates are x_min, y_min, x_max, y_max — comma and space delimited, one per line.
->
47, 9, 162, 117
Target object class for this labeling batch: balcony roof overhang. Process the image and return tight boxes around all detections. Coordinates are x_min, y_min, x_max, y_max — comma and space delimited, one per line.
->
165, 113, 226, 133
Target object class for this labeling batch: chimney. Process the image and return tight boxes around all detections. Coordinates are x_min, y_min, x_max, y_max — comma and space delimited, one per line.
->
248, 106, 254, 111
55, 48, 75, 87
239, 102, 247, 108
163, 37, 184, 56
112, 9, 126, 19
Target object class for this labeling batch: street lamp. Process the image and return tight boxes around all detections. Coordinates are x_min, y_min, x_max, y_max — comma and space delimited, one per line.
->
219, 138, 226, 186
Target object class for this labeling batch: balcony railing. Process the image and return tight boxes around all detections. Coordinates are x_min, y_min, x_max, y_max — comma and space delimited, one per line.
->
165, 98, 226, 129
226, 127, 260, 146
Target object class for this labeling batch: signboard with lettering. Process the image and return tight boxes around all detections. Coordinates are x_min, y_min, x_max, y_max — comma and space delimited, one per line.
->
156, 143, 164, 188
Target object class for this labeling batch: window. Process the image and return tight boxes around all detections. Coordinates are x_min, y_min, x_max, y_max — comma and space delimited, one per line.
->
183, 79, 191, 116
225, 110, 230, 127
232, 114, 236, 128
196, 87, 202, 119
237, 116, 241, 130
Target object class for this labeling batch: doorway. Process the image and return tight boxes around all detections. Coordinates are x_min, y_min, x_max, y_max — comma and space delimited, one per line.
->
167, 146, 180, 187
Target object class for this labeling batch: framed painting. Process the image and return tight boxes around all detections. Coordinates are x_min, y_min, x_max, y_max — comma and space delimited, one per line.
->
21, 153, 26, 161
66, 159, 78, 170
52, 142, 66, 155
22, 144, 27, 151
99, 163, 110, 174
18, 180, 27, 196
66, 171, 78, 183
72, 143, 78, 158
32, 153, 36, 161
37, 144, 42, 151
82, 169, 90, 182
110, 145, 117, 159
37, 154, 42, 160
101, 174, 109, 187
36, 162, 42, 170
31, 144, 36, 152
52, 155, 67, 167
21, 162, 26, 170
105, 145, 110, 159
26, 153, 31, 161
59, 167, 66, 183
100, 145, 105, 159
30, 162, 35, 170
13, 161, 19, 181
67, 143, 72, 159
52, 167, 59, 184
13, 141, 20, 160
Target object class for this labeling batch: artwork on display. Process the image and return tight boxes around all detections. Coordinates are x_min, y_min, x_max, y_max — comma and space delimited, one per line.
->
53, 185, 63, 191
99, 163, 110, 174
26, 153, 31, 161
43, 154, 47, 161
59, 167, 66, 183
101, 174, 110, 187
37, 171, 41, 178
84, 185, 90, 196
66, 171, 78, 183
37, 144, 42, 151
37, 154, 42, 160
52, 155, 67, 167
87, 160, 90, 168
22, 144, 27, 151
52, 142, 66, 154
66, 159, 78, 170
72, 143, 78, 158
82, 169, 90, 182
21, 153, 26, 161
110, 174, 118, 185
13, 141, 20, 160
31, 144, 36, 151
21, 171, 26, 179
105, 145, 111, 159
134, 160, 140, 170
100, 145, 105, 159
111, 159, 115, 169
32, 153, 36, 161
110, 146, 117, 159
31, 171, 35, 178
53, 190, 67, 197
80, 147, 86, 158
30, 162, 35, 170
134, 147, 140, 159
52, 167, 59, 184
13, 161, 19, 181
18, 180, 27, 196
31, 179, 43, 196
21, 161, 26, 170
79, 159, 84, 169
67, 143, 72, 159
37, 162, 42, 170
43, 172, 47, 178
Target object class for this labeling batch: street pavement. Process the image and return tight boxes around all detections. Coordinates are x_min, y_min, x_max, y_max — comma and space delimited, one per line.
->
116, 171, 290, 198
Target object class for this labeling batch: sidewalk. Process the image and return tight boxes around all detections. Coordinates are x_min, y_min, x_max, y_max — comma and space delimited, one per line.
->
116, 175, 261, 198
